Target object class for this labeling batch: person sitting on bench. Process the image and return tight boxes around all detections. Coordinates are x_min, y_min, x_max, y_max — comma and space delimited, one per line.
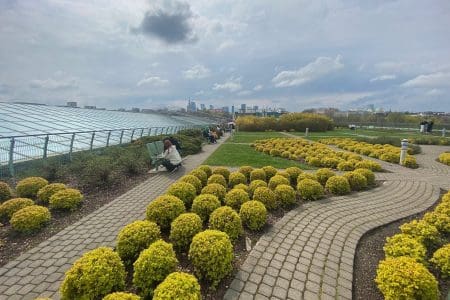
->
152, 139, 182, 172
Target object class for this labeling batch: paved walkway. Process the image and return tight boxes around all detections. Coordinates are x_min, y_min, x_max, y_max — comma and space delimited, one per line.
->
224, 139, 450, 300
0, 136, 227, 299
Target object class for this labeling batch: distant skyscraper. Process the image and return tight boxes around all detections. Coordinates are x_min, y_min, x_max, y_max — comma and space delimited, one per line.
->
231, 105, 235, 113
209, 105, 214, 110
253, 105, 259, 112
241, 104, 246, 113
187, 100, 197, 112
222, 106, 229, 113
66, 101, 77, 108
200, 104, 206, 111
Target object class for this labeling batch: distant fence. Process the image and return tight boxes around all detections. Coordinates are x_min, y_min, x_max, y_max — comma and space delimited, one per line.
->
0, 124, 205, 177
334, 122, 450, 131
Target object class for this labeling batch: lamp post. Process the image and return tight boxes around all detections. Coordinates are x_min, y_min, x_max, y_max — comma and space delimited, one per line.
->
400, 139, 408, 165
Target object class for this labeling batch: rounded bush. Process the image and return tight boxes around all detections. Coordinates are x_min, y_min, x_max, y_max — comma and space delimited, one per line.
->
233, 183, 249, 193
253, 186, 278, 210
170, 213, 203, 250
11, 205, 51, 234
400, 219, 440, 246
153, 272, 201, 300
228, 172, 247, 188
275, 184, 297, 208
146, 195, 185, 229
207, 174, 227, 188
262, 166, 277, 180
325, 176, 351, 195
37, 183, 66, 204
354, 168, 375, 186
201, 183, 227, 202
224, 189, 250, 211
248, 180, 267, 197
423, 212, 450, 233
296, 173, 318, 184
60, 247, 125, 300
209, 206, 243, 241
188, 230, 233, 288
315, 168, 335, 186
116, 220, 161, 264
344, 171, 367, 191
16, 177, 48, 199
212, 167, 230, 182
268, 175, 290, 190
133, 240, 178, 298
0, 181, 13, 203
238, 166, 253, 182
297, 179, 324, 201
276, 170, 290, 180
375, 257, 439, 300
250, 169, 266, 182
189, 169, 208, 186
197, 165, 212, 178
403, 156, 418, 169
269, 149, 281, 156
285, 167, 302, 185
167, 182, 197, 208
179, 175, 203, 194
49, 188, 83, 211
337, 161, 354, 171
103, 292, 140, 300
239, 200, 267, 231
0, 198, 34, 220
191, 194, 221, 222
355, 160, 382, 172
383, 233, 427, 263
430, 243, 450, 278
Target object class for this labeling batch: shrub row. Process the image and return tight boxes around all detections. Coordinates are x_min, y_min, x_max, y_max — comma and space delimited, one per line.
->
236, 113, 333, 132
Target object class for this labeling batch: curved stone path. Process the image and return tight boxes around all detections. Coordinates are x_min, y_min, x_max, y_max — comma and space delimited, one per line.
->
223, 142, 450, 300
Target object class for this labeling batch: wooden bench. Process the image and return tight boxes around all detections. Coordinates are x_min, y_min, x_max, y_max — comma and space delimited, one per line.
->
146, 141, 165, 170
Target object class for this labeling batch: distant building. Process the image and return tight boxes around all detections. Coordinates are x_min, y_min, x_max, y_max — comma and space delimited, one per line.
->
117, 108, 126, 112
200, 104, 206, 111
131, 107, 140, 113
240, 104, 246, 113
231, 105, 235, 114
84, 105, 96, 109
209, 105, 214, 110
253, 105, 259, 112
187, 100, 197, 112
222, 106, 230, 113
66, 101, 77, 108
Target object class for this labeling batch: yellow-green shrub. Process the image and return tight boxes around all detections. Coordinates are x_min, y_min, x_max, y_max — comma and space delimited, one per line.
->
191, 194, 221, 222
116, 220, 161, 264
269, 149, 281, 156
207, 174, 227, 188
146, 195, 185, 229
285, 167, 302, 185
296, 173, 318, 184
239, 200, 267, 231
250, 168, 266, 182
233, 184, 249, 193
275, 170, 290, 180
153, 272, 201, 300
179, 175, 203, 194
321, 157, 340, 169
0, 198, 34, 220
103, 292, 140, 300
262, 166, 277, 180
212, 167, 230, 182
400, 219, 440, 246
355, 160, 382, 172
37, 183, 66, 204
49, 188, 83, 211
253, 186, 278, 210
337, 161, 354, 171
201, 183, 226, 202
189, 169, 208, 186
383, 234, 427, 263
188, 230, 233, 288
325, 176, 351, 195
423, 212, 450, 233
133, 240, 178, 298
16, 177, 48, 199
375, 257, 439, 300
438, 152, 450, 165
167, 182, 197, 208
209, 206, 243, 241
170, 213, 203, 250
228, 172, 247, 188
238, 166, 253, 182
248, 180, 267, 197
297, 179, 324, 201
275, 184, 297, 208
315, 168, 335, 186
430, 243, 450, 277
198, 165, 212, 177
11, 205, 51, 234
344, 171, 367, 191
403, 156, 418, 169
0, 181, 13, 203
268, 175, 290, 190
224, 189, 250, 211
60, 247, 125, 300
354, 168, 375, 186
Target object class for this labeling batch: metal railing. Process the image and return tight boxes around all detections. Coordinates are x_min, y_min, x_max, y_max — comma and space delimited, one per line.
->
0, 124, 205, 177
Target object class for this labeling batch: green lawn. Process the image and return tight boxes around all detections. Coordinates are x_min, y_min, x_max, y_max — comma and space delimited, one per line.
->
227, 131, 286, 143
203, 143, 314, 169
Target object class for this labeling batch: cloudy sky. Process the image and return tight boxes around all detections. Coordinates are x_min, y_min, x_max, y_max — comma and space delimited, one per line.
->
0, 0, 449, 112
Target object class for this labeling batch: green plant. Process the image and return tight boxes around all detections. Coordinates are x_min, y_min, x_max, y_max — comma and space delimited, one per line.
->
37, 183, 67, 204
262, 166, 277, 180
10, 205, 51, 234
238, 166, 253, 182
375, 257, 439, 300
383, 234, 427, 263
248, 180, 267, 197
233, 183, 249, 193
153, 272, 201, 300
77, 156, 122, 189
201, 183, 227, 203
189, 169, 208, 186
16, 177, 48, 199
209, 206, 243, 241
166, 182, 197, 209
337, 161, 354, 171
207, 174, 227, 188
179, 175, 203, 194
253, 186, 278, 210
250, 168, 266, 182
197, 165, 212, 178
285, 167, 302, 185
212, 167, 230, 182
146, 195, 185, 229
133, 240, 178, 298
228, 172, 247, 188
60, 247, 125, 300
315, 168, 335, 186
224, 189, 250, 210
430, 243, 450, 278
325, 176, 351, 195
0, 181, 13, 203
49, 188, 83, 211
400, 219, 440, 246
276, 170, 290, 180
296, 173, 318, 184
239, 200, 267, 231
191, 194, 221, 223
354, 168, 375, 186
169, 213, 203, 250
268, 175, 290, 190
297, 179, 324, 201
103, 292, 141, 300
423, 212, 450, 233
275, 184, 297, 208
355, 160, 382, 172
343, 171, 367, 191
188, 230, 233, 288
116, 220, 161, 264
403, 156, 418, 169
0, 198, 34, 220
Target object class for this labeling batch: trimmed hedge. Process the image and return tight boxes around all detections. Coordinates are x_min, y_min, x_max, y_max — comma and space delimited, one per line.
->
0, 181, 13, 203
275, 184, 297, 208
315, 168, 335, 186
239, 200, 267, 231
224, 189, 250, 211
207, 174, 227, 188
383, 233, 427, 263
430, 243, 450, 278
248, 180, 267, 198
297, 179, 324, 201
37, 183, 66, 204
153, 272, 201, 300
325, 176, 351, 195
209, 206, 243, 242
169, 213, 203, 250
212, 167, 230, 182
179, 175, 203, 194
201, 183, 227, 203
228, 172, 247, 188
166, 182, 197, 209
146, 195, 185, 229
103, 292, 140, 300
191, 194, 221, 222
253, 186, 278, 210
0, 198, 34, 220
16, 177, 48, 199
49, 188, 83, 211
268, 175, 290, 190
249, 169, 266, 182
10, 205, 51, 234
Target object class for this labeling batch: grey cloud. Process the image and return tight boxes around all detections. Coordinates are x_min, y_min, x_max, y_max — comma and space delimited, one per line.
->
135, 1, 196, 44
